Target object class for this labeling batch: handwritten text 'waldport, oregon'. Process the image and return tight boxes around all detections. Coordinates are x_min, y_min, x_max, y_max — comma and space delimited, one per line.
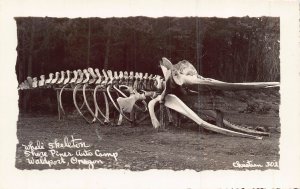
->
22, 135, 118, 169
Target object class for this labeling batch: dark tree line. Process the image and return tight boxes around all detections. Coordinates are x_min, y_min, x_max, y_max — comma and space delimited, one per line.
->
15, 16, 280, 113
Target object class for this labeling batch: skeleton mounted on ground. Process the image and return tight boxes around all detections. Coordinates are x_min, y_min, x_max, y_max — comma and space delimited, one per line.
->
18, 57, 279, 140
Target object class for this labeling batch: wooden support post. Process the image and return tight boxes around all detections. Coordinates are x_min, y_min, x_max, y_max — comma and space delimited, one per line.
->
56, 89, 62, 120
176, 112, 182, 128
216, 109, 224, 128
159, 102, 166, 130
117, 114, 123, 126
130, 106, 136, 127
166, 108, 173, 125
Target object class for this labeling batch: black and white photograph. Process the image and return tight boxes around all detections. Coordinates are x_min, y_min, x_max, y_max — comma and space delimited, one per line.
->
15, 16, 280, 171
0, 0, 300, 188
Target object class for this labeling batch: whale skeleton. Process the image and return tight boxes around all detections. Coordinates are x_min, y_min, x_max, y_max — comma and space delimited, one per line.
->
18, 57, 279, 139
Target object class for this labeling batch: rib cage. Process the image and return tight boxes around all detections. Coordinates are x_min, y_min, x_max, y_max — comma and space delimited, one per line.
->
19, 68, 162, 128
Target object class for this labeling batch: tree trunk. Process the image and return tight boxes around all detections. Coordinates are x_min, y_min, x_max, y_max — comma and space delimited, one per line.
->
244, 36, 252, 81
231, 48, 237, 82
87, 18, 91, 67
28, 19, 35, 77
18, 23, 27, 113
195, 18, 202, 75
133, 30, 136, 69
103, 21, 111, 70
24, 18, 35, 112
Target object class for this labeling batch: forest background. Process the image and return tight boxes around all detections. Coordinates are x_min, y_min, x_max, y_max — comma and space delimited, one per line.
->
15, 16, 280, 113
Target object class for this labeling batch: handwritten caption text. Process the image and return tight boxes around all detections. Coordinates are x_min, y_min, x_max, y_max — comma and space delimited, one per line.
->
22, 135, 118, 169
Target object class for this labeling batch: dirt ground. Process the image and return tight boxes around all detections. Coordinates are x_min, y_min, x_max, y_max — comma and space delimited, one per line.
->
16, 111, 280, 171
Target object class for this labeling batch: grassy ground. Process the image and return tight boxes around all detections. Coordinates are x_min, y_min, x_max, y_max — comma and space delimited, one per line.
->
16, 88, 280, 171
16, 112, 280, 171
